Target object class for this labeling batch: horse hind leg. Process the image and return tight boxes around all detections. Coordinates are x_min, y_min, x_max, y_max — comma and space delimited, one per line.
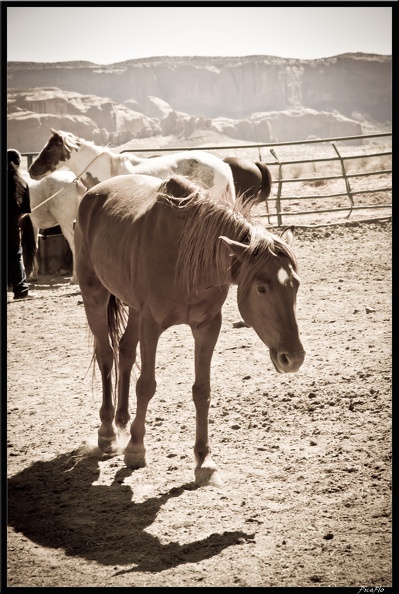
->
81, 287, 120, 454
124, 317, 161, 470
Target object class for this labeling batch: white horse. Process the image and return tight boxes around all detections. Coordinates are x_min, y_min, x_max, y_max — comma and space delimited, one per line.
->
28, 129, 236, 203
22, 170, 86, 283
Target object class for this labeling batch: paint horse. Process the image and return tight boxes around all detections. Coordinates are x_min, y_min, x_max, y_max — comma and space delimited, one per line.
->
28, 129, 236, 203
75, 173, 305, 486
223, 156, 272, 222
22, 170, 87, 283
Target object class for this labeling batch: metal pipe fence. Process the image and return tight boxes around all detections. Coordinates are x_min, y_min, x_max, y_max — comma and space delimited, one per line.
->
23, 132, 392, 226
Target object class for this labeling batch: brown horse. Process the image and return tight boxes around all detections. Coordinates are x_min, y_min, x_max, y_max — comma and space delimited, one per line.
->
223, 156, 272, 222
75, 174, 305, 486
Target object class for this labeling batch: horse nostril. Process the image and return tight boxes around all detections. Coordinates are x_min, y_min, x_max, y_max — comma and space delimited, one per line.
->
277, 350, 305, 373
278, 352, 290, 368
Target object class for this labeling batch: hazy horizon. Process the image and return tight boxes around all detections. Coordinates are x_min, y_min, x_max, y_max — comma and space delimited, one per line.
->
7, 6, 392, 65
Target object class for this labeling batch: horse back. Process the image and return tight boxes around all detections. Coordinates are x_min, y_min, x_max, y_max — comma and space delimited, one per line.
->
131, 151, 235, 202
75, 174, 216, 319
77, 174, 160, 238
77, 175, 182, 273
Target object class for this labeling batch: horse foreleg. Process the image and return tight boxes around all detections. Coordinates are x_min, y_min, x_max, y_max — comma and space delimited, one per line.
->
124, 316, 161, 469
191, 312, 223, 486
58, 222, 78, 284
115, 308, 140, 429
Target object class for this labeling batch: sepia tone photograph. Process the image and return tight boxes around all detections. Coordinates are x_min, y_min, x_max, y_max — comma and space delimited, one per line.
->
5, 3, 392, 588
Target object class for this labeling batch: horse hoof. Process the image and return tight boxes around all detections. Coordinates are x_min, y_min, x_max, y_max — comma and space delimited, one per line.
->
195, 467, 222, 487
98, 435, 119, 454
195, 459, 222, 486
124, 449, 147, 469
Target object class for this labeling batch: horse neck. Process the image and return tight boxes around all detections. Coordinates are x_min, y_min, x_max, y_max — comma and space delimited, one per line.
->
177, 202, 250, 292
71, 143, 131, 188
66, 143, 105, 177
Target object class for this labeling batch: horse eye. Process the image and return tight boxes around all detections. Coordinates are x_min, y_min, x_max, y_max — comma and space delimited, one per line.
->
257, 285, 266, 294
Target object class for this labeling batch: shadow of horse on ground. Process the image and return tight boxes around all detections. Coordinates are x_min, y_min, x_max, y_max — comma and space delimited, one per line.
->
8, 451, 254, 573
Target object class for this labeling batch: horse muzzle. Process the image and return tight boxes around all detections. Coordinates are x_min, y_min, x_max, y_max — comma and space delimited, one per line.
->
270, 347, 305, 374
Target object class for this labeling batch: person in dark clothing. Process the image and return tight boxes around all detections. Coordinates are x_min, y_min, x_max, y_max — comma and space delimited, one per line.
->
7, 149, 34, 299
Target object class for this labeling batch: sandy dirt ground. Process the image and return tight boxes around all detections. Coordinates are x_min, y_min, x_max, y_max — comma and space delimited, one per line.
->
6, 217, 391, 588
6, 146, 392, 587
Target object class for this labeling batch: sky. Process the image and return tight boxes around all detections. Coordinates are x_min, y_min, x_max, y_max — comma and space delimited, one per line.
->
6, 5, 392, 64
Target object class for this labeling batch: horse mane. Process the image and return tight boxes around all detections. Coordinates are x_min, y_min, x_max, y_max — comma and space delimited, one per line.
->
158, 176, 298, 293
60, 130, 132, 168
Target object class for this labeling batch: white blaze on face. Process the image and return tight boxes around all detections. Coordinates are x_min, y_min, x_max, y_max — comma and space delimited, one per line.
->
277, 264, 293, 286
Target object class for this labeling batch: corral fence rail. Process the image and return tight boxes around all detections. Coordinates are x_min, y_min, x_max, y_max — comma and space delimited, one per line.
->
23, 132, 392, 227
122, 132, 392, 226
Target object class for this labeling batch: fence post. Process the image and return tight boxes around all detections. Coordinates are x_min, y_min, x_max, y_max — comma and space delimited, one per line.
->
332, 143, 354, 218
270, 148, 283, 227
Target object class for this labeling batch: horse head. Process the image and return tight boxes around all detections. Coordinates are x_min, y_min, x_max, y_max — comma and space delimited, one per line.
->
29, 130, 81, 180
220, 227, 305, 374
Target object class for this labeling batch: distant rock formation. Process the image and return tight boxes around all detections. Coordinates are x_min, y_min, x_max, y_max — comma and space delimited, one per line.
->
7, 87, 161, 151
7, 53, 391, 153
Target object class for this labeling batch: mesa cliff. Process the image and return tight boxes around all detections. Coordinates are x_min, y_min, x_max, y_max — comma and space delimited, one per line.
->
7, 53, 391, 153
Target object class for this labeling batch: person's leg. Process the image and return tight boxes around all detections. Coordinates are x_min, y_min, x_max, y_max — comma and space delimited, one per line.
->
8, 244, 29, 299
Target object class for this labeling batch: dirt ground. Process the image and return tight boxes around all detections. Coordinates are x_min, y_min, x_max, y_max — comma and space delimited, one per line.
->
6, 151, 392, 587
6, 219, 391, 588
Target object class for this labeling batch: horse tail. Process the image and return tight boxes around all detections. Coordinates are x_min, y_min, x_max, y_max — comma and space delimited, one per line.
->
255, 161, 272, 222
20, 216, 37, 277
255, 162, 272, 201
107, 294, 129, 398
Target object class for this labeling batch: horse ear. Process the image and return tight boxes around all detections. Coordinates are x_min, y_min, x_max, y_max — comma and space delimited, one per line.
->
219, 236, 247, 260
280, 226, 295, 246
50, 128, 58, 136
